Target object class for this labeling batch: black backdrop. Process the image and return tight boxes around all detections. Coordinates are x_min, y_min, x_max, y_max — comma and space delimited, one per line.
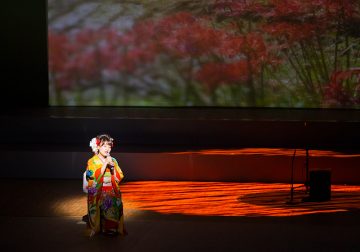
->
2, 1, 48, 108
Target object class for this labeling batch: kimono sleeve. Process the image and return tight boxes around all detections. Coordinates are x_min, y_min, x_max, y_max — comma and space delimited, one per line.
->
86, 159, 96, 188
113, 158, 124, 182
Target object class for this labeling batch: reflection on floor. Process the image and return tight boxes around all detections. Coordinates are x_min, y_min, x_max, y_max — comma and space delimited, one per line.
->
4, 180, 357, 218
121, 181, 360, 217
2, 180, 360, 251
171, 148, 360, 157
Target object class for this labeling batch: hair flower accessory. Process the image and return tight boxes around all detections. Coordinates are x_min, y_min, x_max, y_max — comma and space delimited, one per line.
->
89, 137, 99, 153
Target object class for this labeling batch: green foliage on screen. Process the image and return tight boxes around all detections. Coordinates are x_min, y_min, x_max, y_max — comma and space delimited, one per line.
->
48, 0, 360, 108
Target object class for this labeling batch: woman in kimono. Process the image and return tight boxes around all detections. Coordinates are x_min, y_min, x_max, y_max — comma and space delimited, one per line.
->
85, 134, 126, 237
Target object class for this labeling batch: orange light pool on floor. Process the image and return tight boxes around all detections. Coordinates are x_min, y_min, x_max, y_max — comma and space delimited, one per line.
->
171, 148, 360, 158
121, 181, 360, 217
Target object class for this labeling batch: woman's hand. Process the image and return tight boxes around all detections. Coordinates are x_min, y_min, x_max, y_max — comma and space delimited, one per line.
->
106, 156, 114, 167
100, 156, 112, 174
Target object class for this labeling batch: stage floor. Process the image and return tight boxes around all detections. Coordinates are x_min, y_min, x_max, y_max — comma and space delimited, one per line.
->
1, 180, 360, 251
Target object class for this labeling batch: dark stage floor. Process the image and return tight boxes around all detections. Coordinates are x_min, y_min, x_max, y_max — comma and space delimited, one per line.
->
1, 180, 360, 251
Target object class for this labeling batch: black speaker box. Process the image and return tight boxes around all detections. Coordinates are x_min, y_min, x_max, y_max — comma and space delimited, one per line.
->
309, 170, 331, 201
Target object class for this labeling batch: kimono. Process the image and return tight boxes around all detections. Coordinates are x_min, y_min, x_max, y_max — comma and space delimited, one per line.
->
85, 155, 126, 236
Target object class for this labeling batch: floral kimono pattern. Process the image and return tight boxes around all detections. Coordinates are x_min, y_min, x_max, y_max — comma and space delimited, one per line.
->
85, 155, 126, 235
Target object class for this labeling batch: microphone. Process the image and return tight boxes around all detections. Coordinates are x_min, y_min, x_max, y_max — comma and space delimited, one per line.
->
109, 165, 114, 175
105, 155, 114, 174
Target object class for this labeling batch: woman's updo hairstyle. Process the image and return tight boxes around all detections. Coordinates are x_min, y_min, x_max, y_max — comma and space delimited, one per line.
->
97, 134, 114, 147
89, 134, 114, 153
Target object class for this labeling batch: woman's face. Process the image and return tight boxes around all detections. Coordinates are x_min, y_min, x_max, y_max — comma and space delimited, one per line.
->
98, 141, 112, 157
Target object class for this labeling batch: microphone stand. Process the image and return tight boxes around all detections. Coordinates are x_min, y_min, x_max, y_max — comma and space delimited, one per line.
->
286, 149, 297, 205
